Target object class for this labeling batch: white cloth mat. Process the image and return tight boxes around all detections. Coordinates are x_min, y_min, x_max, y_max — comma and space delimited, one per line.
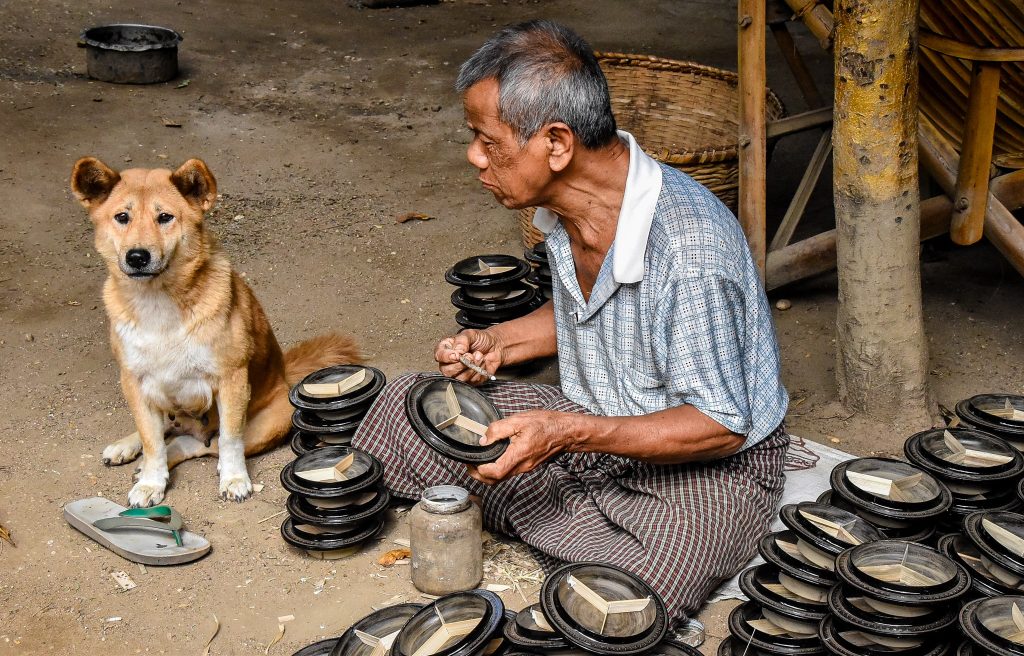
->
707, 435, 854, 603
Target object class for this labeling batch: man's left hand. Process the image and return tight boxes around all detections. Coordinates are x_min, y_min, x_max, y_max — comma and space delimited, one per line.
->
467, 410, 576, 485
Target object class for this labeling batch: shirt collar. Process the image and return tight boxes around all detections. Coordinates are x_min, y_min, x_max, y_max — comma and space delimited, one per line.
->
532, 130, 663, 284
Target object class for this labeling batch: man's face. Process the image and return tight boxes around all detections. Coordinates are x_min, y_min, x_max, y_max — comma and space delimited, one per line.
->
462, 78, 551, 209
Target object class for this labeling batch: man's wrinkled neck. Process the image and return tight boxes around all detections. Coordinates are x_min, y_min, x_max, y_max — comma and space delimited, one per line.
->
542, 136, 629, 252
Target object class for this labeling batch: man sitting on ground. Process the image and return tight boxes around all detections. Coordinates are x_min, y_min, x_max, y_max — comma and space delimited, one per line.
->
352, 19, 789, 632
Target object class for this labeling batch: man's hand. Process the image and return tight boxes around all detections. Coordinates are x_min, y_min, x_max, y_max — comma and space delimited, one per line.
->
467, 410, 576, 485
435, 329, 504, 384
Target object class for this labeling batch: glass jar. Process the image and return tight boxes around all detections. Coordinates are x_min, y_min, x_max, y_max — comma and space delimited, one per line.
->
409, 485, 483, 595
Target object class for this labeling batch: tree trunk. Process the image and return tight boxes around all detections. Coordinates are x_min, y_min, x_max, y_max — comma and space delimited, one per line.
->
833, 0, 932, 426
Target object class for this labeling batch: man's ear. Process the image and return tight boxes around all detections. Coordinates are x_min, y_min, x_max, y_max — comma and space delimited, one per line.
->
170, 159, 218, 212
544, 123, 575, 173
71, 157, 121, 208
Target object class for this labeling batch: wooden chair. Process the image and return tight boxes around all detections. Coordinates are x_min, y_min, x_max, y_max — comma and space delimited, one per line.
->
742, 0, 1024, 288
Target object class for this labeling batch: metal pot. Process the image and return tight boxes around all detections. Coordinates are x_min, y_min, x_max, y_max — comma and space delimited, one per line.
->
79, 24, 182, 84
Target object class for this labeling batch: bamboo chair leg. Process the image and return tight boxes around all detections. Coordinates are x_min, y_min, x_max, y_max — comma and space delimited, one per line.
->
769, 128, 833, 252
921, 117, 1024, 276
950, 61, 1002, 246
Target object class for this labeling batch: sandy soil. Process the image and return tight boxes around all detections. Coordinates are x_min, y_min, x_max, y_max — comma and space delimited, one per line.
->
1, 1, 1022, 654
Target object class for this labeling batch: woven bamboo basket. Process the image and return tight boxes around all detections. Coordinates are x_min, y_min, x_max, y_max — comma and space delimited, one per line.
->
517, 52, 787, 248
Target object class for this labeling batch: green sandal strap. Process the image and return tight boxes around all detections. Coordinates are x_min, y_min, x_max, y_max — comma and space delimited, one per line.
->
93, 506, 184, 547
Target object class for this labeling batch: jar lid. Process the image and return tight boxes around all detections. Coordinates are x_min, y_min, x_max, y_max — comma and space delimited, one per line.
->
956, 395, 1024, 438
959, 596, 1024, 656
280, 514, 385, 553
948, 491, 1022, 518
904, 428, 1024, 482
329, 603, 425, 656
502, 604, 568, 651
453, 311, 495, 331
779, 503, 882, 557
286, 487, 389, 527
392, 590, 505, 656
818, 615, 949, 656
757, 530, 838, 588
280, 447, 383, 498
826, 583, 959, 636
641, 641, 704, 656
963, 511, 1024, 577
405, 377, 506, 464
293, 637, 342, 656
290, 365, 385, 411
727, 600, 823, 654
830, 458, 951, 520
835, 540, 970, 604
290, 428, 355, 456
451, 286, 539, 322
292, 409, 366, 435
539, 562, 667, 655
523, 247, 547, 265
445, 255, 531, 287
936, 533, 1024, 596
718, 636, 824, 656
463, 283, 532, 302
739, 565, 828, 620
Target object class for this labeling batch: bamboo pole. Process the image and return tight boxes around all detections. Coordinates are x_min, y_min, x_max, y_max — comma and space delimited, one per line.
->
738, 0, 768, 278
832, 0, 931, 424
920, 117, 1024, 276
764, 169, 1024, 289
950, 62, 1002, 245
765, 195, 953, 290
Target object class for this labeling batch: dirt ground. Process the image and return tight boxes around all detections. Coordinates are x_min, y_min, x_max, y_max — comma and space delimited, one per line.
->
2, 1, 1023, 654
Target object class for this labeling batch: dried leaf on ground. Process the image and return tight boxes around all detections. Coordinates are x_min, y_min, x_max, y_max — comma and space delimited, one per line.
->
396, 211, 434, 224
265, 622, 285, 654
0, 522, 14, 546
202, 614, 220, 656
378, 547, 412, 567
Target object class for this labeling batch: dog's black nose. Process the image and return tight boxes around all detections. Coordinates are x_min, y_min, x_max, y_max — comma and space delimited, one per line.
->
125, 249, 151, 270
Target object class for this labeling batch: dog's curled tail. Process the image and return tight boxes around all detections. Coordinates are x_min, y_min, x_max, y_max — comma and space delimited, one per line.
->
284, 333, 364, 386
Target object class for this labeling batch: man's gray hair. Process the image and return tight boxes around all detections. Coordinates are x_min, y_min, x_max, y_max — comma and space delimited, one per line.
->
456, 20, 617, 149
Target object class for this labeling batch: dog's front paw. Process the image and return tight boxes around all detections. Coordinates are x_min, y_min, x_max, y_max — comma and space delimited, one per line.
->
128, 481, 167, 507
219, 475, 253, 502
102, 433, 143, 466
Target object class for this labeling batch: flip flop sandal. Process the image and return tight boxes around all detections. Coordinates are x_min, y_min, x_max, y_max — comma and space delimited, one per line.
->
64, 496, 210, 565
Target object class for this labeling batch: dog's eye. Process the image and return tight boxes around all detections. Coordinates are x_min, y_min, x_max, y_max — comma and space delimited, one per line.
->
156, 212, 175, 225
114, 212, 130, 224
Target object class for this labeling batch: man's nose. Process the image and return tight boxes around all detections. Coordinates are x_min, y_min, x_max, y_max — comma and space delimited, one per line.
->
467, 141, 488, 170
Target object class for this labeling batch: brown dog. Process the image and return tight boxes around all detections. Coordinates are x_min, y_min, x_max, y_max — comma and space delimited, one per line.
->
71, 157, 361, 506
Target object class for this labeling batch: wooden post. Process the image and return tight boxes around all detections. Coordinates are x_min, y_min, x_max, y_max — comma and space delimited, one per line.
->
949, 62, 1002, 245
832, 0, 932, 425
738, 0, 767, 277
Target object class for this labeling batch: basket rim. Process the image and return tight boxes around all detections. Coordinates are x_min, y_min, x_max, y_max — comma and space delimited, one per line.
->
595, 50, 787, 165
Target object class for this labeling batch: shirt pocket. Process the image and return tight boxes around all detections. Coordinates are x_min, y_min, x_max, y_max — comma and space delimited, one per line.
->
618, 367, 669, 414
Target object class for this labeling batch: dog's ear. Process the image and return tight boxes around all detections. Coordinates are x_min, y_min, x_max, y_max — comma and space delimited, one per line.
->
170, 159, 218, 212
71, 157, 121, 208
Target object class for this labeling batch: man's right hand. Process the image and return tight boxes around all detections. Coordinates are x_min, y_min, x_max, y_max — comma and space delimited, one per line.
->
435, 329, 504, 384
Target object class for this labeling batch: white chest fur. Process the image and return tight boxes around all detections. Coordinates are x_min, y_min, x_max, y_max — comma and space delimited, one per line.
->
115, 291, 219, 413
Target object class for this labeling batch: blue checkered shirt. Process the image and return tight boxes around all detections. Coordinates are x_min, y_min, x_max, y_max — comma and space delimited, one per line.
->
542, 162, 788, 450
